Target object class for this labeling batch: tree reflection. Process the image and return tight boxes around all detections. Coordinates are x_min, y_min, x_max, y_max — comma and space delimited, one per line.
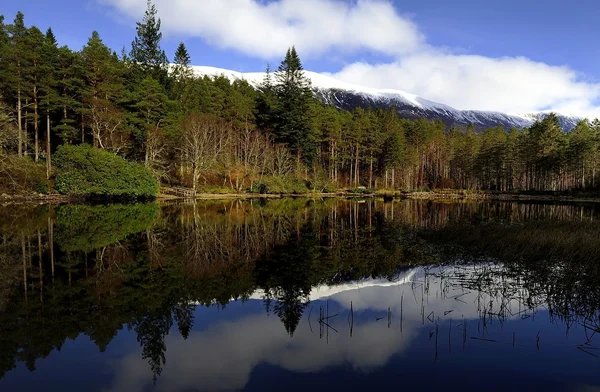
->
0, 199, 599, 383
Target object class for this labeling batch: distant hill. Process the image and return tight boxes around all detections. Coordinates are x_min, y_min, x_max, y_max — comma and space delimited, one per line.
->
192, 66, 582, 132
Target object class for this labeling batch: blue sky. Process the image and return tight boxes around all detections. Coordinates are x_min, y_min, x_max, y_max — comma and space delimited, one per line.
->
2, 0, 599, 116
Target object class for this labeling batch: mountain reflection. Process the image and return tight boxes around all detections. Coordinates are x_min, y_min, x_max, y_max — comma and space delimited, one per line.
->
0, 199, 599, 391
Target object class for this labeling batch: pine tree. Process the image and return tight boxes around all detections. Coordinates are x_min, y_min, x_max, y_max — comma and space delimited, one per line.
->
172, 42, 193, 109
255, 64, 277, 134
524, 113, 566, 190
224, 80, 255, 129
81, 31, 126, 150
273, 47, 316, 165
26, 26, 46, 162
173, 42, 191, 70
3, 12, 31, 157
380, 108, 405, 189
128, 75, 172, 168
39, 28, 60, 178
0, 15, 8, 51
568, 119, 598, 189
45, 28, 56, 46
54, 45, 85, 144
130, 0, 168, 82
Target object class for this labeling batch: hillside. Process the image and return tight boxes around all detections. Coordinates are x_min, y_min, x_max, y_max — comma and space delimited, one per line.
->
192, 66, 581, 132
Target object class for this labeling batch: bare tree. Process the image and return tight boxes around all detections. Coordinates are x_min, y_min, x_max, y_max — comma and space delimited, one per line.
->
180, 114, 228, 192
89, 101, 129, 153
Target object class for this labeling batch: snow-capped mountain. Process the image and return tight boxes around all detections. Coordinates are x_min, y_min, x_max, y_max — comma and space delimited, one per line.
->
191, 66, 582, 132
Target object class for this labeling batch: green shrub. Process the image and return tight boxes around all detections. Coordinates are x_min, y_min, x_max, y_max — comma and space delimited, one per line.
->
54, 145, 158, 198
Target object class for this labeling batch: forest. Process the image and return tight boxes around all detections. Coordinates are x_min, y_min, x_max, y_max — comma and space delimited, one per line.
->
1, 1, 600, 197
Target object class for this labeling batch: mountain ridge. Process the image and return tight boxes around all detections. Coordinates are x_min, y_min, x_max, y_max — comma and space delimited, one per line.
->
191, 66, 581, 132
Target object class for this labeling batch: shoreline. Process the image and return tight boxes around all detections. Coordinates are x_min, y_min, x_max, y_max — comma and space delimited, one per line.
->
2, 190, 599, 204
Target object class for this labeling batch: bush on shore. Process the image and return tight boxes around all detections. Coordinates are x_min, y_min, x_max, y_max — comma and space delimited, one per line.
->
54, 145, 158, 198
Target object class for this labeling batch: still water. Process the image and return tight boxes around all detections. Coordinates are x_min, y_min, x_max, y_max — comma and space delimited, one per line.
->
0, 199, 599, 391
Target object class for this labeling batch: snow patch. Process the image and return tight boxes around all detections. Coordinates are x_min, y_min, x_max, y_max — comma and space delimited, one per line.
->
190, 65, 581, 131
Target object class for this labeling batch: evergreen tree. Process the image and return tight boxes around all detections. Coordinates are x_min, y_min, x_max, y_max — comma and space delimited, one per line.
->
568, 119, 598, 189
173, 42, 191, 70
255, 64, 277, 134
0, 15, 8, 51
347, 107, 369, 186
523, 113, 566, 190
225, 79, 256, 130
273, 47, 316, 164
172, 42, 193, 110
26, 26, 46, 162
54, 45, 85, 144
81, 31, 126, 150
39, 28, 60, 178
3, 12, 31, 157
45, 27, 57, 45
128, 75, 172, 168
380, 108, 405, 188
130, 0, 168, 83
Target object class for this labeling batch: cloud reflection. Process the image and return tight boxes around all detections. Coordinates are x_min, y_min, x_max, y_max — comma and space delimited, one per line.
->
106, 265, 530, 392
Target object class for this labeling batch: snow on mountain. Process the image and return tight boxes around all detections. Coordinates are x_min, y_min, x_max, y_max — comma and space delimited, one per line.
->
191, 66, 581, 132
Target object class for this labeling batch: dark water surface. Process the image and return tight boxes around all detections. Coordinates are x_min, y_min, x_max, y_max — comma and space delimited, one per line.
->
0, 199, 599, 391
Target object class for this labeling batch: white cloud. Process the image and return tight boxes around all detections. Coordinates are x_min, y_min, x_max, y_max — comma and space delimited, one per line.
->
329, 52, 600, 116
99, 0, 600, 117
98, 0, 423, 58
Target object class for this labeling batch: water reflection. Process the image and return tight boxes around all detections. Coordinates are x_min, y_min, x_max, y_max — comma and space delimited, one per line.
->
0, 199, 599, 391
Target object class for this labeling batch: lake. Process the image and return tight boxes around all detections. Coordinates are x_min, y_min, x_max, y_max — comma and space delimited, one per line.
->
0, 199, 599, 391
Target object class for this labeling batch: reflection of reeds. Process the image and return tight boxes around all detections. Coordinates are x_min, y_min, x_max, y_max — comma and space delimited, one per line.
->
418, 263, 600, 357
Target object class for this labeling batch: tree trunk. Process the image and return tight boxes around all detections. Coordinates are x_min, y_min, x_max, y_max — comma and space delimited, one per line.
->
17, 88, 22, 157
46, 110, 51, 180
34, 82, 39, 162
354, 144, 360, 186
192, 164, 198, 193
369, 155, 373, 189
385, 170, 388, 189
24, 100, 28, 155
330, 142, 335, 182
145, 141, 150, 167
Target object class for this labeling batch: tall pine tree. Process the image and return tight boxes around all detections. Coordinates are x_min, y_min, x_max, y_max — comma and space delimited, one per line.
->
40, 28, 60, 178
172, 42, 193, 110
130, 0, 168, 83
81, 31, 126, 150
3, 12, 31, 156
273, 46, 316, 165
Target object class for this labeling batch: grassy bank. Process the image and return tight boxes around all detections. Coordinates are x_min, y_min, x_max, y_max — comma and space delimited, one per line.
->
157, 188, 600, 203
3, 189, 600, 204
